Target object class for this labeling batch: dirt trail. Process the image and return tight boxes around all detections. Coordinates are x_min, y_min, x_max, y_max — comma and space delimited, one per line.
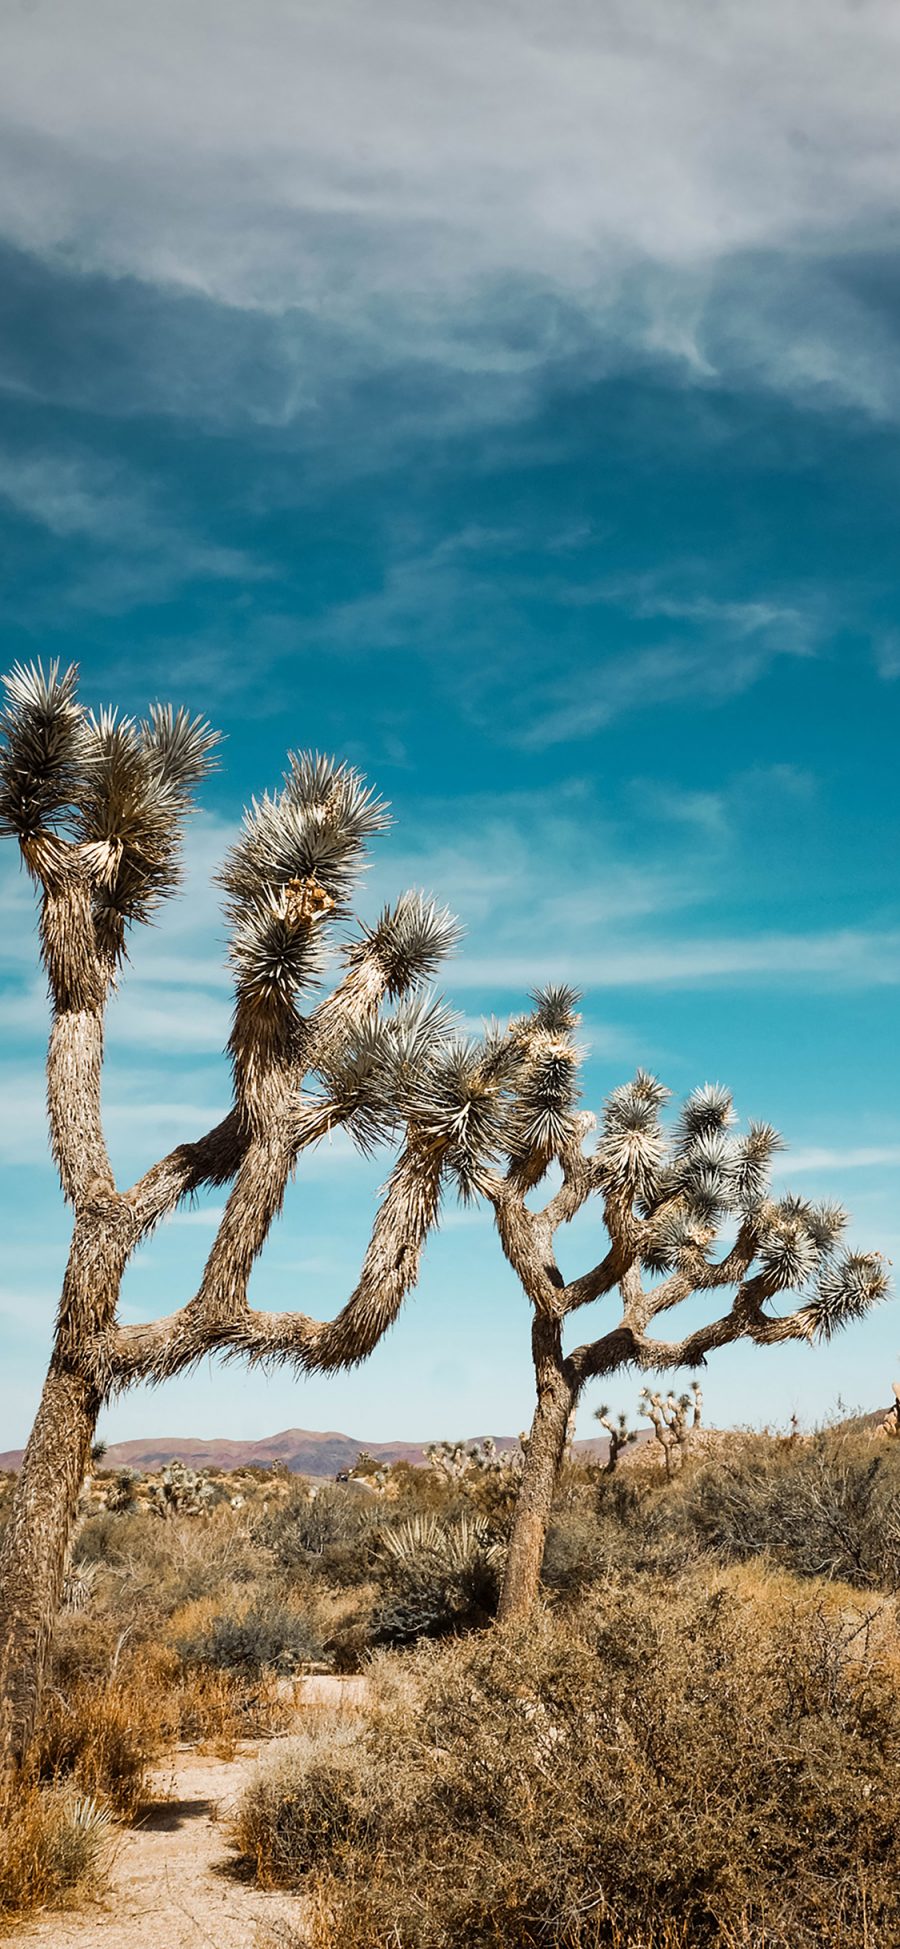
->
14, 1744, 303, 1949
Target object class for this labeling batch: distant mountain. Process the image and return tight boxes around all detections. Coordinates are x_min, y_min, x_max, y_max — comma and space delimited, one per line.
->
0, 1425, 613, 1476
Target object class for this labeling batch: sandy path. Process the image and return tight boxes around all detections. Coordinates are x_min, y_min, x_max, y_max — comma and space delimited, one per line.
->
14, 1745, 304, 1949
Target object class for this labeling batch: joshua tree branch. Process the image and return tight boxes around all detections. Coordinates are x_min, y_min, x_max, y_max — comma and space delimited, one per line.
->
123, 1110, 248, 1236
488, 1182, 567, 1315
39, 861, 116, 1208
540, 1118, 595, 1229
110, 1137, 442, 1383
570, 1270, 793, 1384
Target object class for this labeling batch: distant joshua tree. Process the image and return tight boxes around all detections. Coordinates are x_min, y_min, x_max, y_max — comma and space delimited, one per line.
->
393, 985, 888, 1622
881, 1381, 900, 1439
639, 1380, 703, 1478
594, 1404, 639, 1473
0, 662, 459, 1784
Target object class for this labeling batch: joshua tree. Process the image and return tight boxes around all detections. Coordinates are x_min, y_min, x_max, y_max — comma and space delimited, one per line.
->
393, 984, 889, 1621
880, 1381, 900, 1439
639, 1380, 702, 1479
0, 661, 459, 1783
594, 1404, 638, 1473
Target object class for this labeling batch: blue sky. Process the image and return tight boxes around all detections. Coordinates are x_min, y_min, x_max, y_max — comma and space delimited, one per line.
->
1, 0, 899, 1451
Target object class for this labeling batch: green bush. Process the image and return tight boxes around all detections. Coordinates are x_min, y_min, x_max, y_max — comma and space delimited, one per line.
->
678, 1428, 900, 1587
256, 1482, 382, 1584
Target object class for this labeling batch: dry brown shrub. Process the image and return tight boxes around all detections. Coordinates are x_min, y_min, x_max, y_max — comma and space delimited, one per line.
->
233, 1565, 900, 1948
36, 1655, 173, 1817
0, 1780, 114, 1929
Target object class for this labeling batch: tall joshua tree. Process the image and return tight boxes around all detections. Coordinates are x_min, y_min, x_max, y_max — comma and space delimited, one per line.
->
0, 662, 459, 1783
392, 985, 889, 1621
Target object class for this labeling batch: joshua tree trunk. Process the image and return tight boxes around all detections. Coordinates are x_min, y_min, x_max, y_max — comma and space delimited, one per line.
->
0, 663, 463, 1788
497, 1319, 577, 1623
0, 1361, 99, 1787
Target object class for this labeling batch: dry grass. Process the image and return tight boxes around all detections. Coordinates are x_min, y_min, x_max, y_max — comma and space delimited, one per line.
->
8, 1431, 900, 1940
36, 1656, 174, 1817
0, 1780, 115, 1930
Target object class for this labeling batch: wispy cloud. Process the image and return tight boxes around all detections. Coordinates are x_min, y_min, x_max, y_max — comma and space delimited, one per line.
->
0, 448, 265, 608
776, 1145, 900, 1174
450, 928, 900, 994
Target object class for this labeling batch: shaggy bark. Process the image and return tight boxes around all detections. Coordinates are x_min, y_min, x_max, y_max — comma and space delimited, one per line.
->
0, 1365, 100, 1788
0, 670, 460, 1782
497, 1319, 576, 1623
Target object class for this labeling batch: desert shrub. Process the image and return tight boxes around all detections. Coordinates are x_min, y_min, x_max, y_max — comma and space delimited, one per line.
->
176, 1600, 324, 1675
74, 1504, 266, 1632
0, 1782, 114, 1923
233, 1568, 900, 1948
50, 1610, 124, 1686
73, 1506, 138, 1566
670, 1427, 900, 1588
257, 1482, 383, 1584
541, 1505, 611, 1594
369, 1513, 502, 1646
36, 1660, 170, 1817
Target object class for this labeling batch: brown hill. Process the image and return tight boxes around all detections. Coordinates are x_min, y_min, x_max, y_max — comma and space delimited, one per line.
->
0, 1426, 613, 1477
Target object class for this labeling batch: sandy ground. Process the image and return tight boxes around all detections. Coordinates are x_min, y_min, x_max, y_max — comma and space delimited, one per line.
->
13, 1743, 304, 1949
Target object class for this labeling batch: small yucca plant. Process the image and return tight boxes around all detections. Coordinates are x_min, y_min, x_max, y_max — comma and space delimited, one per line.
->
374, 1514, 503, 1645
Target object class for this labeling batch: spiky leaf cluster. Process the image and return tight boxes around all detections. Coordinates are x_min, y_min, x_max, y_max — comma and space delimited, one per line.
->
0, 661, 87, 844
354, 891, 462, 998
527, 983, 581, 1034
219, 753, 389, 1003
798, 1251, 890, 1341
640, 1206, 711, 1275
595, 1070, 670, 1204
76, 706, 219, 955
506, 1031, 581, 1178
316, 993, 457, 1155
640, 1099, 786, 1266
673, 1082, 735, 1151
0, 662, 218, 951
754, 1194, 846, 1293
728, 1121, 783, 1213
403, 1032, 520, 1202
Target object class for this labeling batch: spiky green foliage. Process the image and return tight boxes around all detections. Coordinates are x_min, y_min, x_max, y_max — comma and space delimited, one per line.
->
0, 662, 218, 960
507, 1032, 581, 1173
220, 757, 389, 913
528, 983, 581, 1033
374, 1513, 502, 1643
797, 1251, 889, 1341
0, 661, 87, 844
404, 1032, 521, 1201
219, 754, 390, 1004
355, 890, 462, 997
75, 706, 219, 956
316, 992, 457, 1154
673, 1082, 735, 1148
729, 1120, 784, 1213
595, 1070, 669, 1203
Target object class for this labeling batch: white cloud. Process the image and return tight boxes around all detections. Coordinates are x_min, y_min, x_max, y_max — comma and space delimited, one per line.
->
1, 2, 900, 414
452, 929, 900, 993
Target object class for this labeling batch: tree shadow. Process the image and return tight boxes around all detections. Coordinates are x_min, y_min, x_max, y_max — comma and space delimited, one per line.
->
133, 1795, 214, 1831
